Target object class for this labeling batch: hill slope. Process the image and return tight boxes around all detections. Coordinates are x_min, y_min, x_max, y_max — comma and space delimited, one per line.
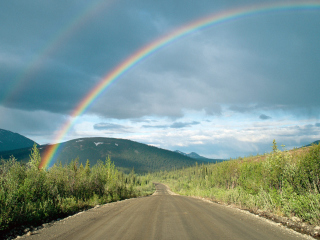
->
1, 137, 205, 173
0, 129, 37, 152
305, 140, 320, 147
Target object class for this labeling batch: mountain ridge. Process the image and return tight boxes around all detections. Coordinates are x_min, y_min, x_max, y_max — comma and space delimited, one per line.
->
0, 128, 37, 152
175, 150, 225, 163
1, 137, 205, 173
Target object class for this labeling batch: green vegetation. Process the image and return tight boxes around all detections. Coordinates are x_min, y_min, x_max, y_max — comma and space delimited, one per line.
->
0, 128, 36, 152
2, 139, 320, 234
1, 137, 204, 174
155, 142, 320, 225
0, 144, 154, 232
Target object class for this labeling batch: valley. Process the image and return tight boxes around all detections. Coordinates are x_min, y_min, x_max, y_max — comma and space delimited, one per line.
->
2, 1, 319, 239
1, 129, 320, 239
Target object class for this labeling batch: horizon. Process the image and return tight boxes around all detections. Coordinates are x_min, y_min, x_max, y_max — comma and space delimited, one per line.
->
2, 128, 318, 160
0, 0, 319, 160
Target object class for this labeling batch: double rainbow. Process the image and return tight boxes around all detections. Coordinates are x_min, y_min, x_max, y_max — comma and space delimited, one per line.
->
1, 0, 116, 105
39, 1, 320, 169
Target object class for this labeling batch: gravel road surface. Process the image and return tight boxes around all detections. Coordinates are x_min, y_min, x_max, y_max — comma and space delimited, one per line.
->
19, 183, 313, 240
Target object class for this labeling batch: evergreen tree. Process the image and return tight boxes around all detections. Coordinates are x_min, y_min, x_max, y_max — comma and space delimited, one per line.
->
272, 139, 278, 152
85, 159, 90, 176
28, 143, 41, 170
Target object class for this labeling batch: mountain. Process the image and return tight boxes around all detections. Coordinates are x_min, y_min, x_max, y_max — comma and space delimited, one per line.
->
304, 140, 320, 147
175, 150, 225, 163
1, 137, 205, 173
0, 129, 37, 152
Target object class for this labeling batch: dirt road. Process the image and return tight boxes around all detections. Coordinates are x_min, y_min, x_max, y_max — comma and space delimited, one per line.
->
20, 183, 313, 240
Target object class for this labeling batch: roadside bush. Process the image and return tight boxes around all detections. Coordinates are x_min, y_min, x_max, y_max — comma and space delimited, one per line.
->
155, 142, 320, 225
0, 147, 154, 232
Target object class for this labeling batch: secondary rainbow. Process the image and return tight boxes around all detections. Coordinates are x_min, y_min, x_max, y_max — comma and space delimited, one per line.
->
1, 0, 116, 105
39, 1, 320, 169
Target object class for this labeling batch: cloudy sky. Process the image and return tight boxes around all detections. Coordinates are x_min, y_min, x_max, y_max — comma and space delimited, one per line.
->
1, 0, 319, 159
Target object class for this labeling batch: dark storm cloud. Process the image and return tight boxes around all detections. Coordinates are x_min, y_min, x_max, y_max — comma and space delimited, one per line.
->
0, 0, 166, 114
259, 114, 271, 120
0, 0, 319, 133
2, 62, 93, 114
0, 0, 319, 159
91, 8, 320, 120
0, 106, 65, 141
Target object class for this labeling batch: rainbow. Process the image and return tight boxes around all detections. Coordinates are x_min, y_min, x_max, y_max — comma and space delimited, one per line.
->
1, 0, 116, 105
39, 1, 320, 169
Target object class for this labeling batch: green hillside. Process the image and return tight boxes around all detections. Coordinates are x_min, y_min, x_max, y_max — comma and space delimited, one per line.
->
1, 137, 204, 173
156, 142, 320, 228
0, 129, 36, 152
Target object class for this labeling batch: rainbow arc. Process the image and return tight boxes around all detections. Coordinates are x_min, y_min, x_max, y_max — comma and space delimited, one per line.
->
39, 1, 320, 169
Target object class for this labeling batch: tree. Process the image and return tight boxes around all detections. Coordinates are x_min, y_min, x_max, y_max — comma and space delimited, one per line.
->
272, 139, 278, 152
85, 159, 91, 176
28, 143, 41, 170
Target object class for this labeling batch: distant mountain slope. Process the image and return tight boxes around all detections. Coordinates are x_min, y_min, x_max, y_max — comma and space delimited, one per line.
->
1, 137, 205, 173
304, 140, 320, 147
175, 150, 225, 163
0, 129, 37, 152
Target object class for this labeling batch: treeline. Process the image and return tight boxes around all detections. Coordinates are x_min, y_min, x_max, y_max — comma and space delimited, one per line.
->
45, 138, 205, 174
0, 144, 154, 232
155, 141, 320, 225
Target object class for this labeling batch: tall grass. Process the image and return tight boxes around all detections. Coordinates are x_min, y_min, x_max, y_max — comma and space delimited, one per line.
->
155, 142, 320, 225
0, 144, 154, 232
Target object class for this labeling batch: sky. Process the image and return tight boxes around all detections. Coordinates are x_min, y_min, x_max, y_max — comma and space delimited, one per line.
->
0, 0, 319, 159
